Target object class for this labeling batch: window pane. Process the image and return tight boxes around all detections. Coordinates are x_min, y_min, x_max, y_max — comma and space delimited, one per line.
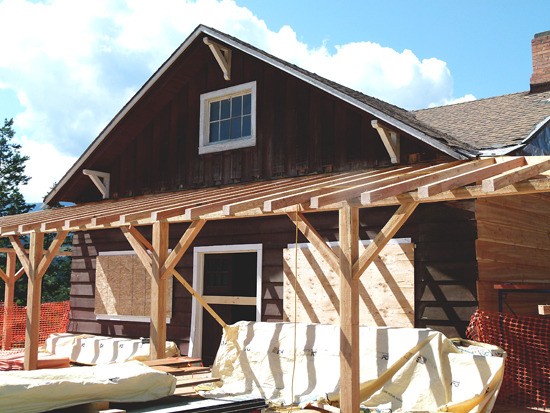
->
232, 96, 242, 117
220, 119, 230, 141
209, 122, 219, 142
210, 101, 220, 121
220, 99, 231, 119
230, 117, 242, 139
243, 94, 251, 115
242, 115, 251, 137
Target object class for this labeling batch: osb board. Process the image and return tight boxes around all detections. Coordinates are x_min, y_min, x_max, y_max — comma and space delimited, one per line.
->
283, 242, 414, 327
95, 254, 173, 317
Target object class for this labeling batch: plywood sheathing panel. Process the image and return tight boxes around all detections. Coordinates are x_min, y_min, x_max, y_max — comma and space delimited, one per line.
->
95, 254, 173, 318
283, 242, 414, 326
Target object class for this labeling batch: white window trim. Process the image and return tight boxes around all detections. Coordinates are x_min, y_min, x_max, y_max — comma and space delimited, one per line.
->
188, 243, 263, 358
198, 81, 257, 155
95, 250, 172, 323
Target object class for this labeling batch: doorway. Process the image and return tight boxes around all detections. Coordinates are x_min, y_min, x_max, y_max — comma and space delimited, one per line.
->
190, 244, 262, 365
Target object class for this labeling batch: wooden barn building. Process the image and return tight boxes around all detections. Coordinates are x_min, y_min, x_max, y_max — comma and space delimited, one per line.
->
1, 25, 550, 411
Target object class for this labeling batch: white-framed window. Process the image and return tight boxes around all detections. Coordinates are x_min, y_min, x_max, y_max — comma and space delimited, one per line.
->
198, 81, 257, 154
94, 250, 172, 323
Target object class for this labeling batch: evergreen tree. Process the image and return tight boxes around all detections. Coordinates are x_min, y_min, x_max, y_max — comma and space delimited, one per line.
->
0, 118, 32, 217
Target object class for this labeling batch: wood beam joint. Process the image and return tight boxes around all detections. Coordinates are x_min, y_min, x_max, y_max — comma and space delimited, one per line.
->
83, 169, 110, 199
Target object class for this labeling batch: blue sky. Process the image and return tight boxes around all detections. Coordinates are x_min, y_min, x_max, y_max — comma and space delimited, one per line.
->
0, 0, 548, 202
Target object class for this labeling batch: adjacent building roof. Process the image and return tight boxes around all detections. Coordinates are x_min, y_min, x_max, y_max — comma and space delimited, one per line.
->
414, 90, 550, 153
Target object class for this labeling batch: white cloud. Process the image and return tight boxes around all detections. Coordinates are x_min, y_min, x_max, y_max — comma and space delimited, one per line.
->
0, 0, 469, 203
17, 136, 78, 203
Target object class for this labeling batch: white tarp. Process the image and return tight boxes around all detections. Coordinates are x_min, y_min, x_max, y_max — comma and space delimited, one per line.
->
44, 333, 180, 365
203, 321, 505, 412
0, 360, 176, 413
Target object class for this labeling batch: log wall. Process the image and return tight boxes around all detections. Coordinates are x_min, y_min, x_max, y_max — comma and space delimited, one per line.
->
476, 194, 550, 314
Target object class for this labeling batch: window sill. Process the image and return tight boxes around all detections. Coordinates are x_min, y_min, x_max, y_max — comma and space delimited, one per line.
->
199, 136, 256, 155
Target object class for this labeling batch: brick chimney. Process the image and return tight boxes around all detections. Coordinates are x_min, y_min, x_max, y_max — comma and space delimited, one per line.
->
530, 30, 550, 93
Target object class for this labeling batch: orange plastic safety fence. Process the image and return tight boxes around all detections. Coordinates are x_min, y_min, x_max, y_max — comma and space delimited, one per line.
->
0, 301, 70, 351
466, 309, 549, 408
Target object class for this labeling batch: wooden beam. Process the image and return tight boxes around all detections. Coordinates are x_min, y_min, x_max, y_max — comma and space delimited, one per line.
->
418, 157, 526, 198
37, 231, 68, 278
361, 160, 467, 204
310, 166, 417, 209
8, 236, 31, 275
2, 252, 16, 350
339, 203, 360, 413
482, 157, 550, 192
150, 221, 169, 360
120, 226, 153, 277
171, 269, 226, 328
24, 231, 45, 370
161, 220, 206, 279
286, 212, 340, 275
353, 202, 418, 279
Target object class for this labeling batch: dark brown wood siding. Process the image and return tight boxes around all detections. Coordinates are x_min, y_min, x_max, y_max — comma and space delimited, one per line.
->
59, 38, 449, 204
69, 202, 478, 353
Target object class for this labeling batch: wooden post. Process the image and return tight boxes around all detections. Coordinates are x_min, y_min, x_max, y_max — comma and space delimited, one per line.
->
150, 221, 169, 360
339, 203, 360, 412
25, 231, 45, 370
2, 252, 16, 350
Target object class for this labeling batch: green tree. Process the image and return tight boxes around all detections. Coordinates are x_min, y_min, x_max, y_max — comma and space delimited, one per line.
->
0, 118, 32, 217
0, 119, 72, 305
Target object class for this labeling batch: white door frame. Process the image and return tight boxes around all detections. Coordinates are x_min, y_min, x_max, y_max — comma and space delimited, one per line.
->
188, 243, 263, 357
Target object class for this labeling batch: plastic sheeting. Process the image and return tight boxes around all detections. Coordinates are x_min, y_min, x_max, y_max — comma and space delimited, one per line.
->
203, 321, 505, 413
44, 333, 180, 365
0, 360, 176, 413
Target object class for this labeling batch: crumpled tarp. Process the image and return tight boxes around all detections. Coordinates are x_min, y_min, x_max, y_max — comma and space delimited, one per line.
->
0, 360, 176, 413
44, 333, 179, 365
202, 321, 505, 413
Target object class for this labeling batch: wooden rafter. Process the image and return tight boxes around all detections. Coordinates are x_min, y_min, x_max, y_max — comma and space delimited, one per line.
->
310, 166, 416, 209
417, 157, 526, 198
361, 160, 469, 204
286, 212, 340, 275
482, 157, 550, 192
353, 202, 419, 280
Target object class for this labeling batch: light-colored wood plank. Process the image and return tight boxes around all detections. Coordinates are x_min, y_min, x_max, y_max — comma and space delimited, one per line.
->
37, 231, 68, 277
263, 171, 366, 212
161, 220, 206, 279
287, 212, 340, 275
539, 305, 550, 315
171, 268, 226, 328
482, 157, 550, 192
8, 235, 30, 275
418, 157, 526, 198
353, 202, 418, 279
120, 226, 153, 278
339, 203, 360, 413
24, 231, 44, 370
361, 160, 470, 204
310, 166, 415, 209
202, 295, 257, 306
477, 221, 550, 251
150, 221, 169, 360
477, 239, 550, 268
2, 252, 16, 350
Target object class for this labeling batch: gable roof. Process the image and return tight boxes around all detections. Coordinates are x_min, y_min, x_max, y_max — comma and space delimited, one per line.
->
414, 90, 550, 154
44, 25, 470, 205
